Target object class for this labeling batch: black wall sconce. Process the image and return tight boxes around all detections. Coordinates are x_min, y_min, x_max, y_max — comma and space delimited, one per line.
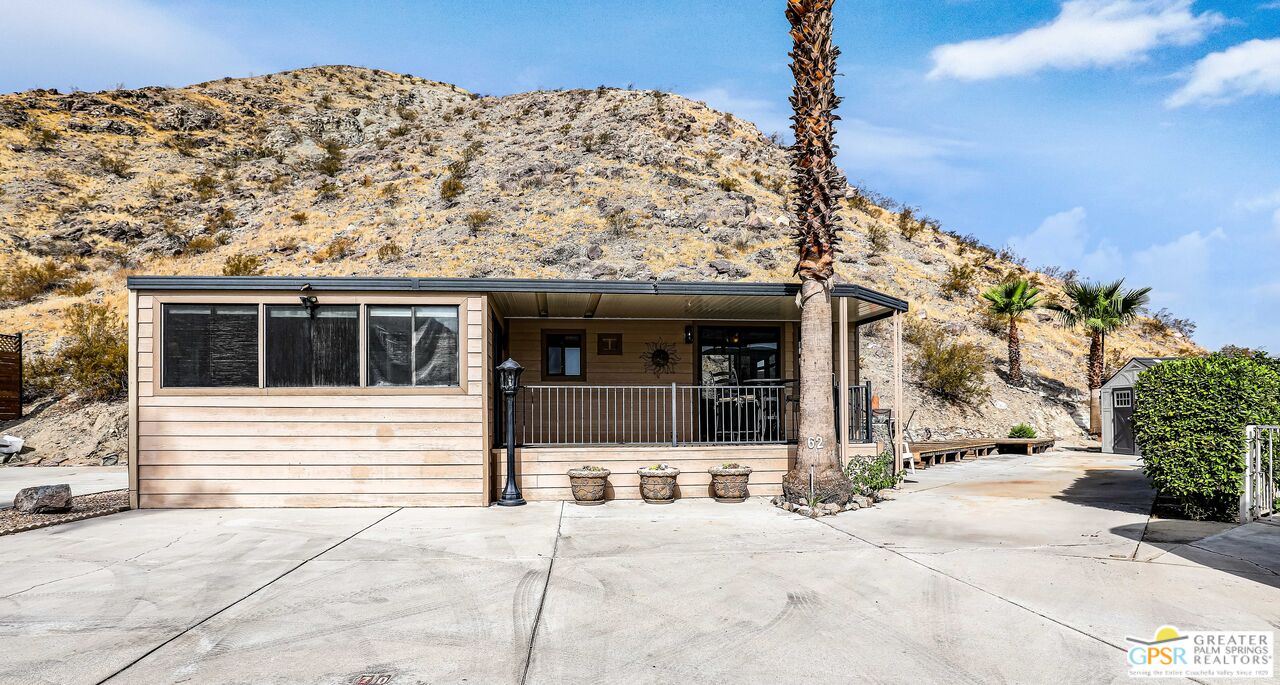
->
684, 325, 694, 344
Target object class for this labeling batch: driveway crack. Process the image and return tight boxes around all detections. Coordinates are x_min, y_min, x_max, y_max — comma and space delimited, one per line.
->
520, 500, 563, 685
95, 508, 403, 684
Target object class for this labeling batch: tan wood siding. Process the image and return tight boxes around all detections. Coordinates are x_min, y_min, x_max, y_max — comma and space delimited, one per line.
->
131, 292, 489, 508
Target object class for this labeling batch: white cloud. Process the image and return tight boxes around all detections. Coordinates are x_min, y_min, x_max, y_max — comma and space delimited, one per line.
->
928, 0, 1224, 81
684, 87, 978, 187
0, 0, 260, 92
1129, 227, 1226, 303
683, 86, 791, 140
1006, 207, 1122, 274
1165, 38, 1280, 107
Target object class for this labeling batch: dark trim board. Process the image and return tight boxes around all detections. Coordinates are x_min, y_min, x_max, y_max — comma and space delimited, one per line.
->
126, 276, 909, 313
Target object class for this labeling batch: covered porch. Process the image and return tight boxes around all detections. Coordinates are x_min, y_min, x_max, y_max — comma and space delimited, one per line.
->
485, 280, 908, 501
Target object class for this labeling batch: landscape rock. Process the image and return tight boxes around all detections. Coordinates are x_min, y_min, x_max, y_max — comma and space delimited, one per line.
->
13, 484, 72, 514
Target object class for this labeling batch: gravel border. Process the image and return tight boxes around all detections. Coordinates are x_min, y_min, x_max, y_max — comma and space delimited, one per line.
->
0, 489, 130, 536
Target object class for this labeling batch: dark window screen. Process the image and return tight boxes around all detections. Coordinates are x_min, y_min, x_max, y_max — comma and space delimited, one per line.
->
265, 305, 359, 387
367, 305, 459, 386
162, 304, 258, 388
544, 332, 583, 378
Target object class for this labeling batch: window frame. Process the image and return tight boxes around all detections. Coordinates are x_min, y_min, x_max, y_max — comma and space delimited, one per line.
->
1112, 388, 1133, 409
541, 329, 586, 381
152, 294, 470, 396
159, 303, 261, 389
366, 304, 462, 388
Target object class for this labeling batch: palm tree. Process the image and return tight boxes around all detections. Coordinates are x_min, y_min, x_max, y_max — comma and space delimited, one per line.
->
981, 279, 1042, 386
1051, 279, 1151, 435
781, 0, 853, 505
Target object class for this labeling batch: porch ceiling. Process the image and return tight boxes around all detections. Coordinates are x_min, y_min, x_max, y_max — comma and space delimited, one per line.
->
490, 291, 893, 323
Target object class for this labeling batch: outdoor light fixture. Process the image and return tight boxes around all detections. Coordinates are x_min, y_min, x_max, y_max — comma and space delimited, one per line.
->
495, 358, 526, 506
684, 325, 694, 344
298, 295, 319, 315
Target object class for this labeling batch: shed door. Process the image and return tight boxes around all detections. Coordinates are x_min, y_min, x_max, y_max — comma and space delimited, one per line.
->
1111, 388, 1135, 454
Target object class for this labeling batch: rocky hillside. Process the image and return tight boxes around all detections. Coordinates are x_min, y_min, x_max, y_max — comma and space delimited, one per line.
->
0, 66, 1198, 463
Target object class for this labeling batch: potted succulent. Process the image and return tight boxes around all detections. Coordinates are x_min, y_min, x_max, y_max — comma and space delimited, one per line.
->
637, 463, 680, 504
566, 465, 610, 506
708, 462, 753, 503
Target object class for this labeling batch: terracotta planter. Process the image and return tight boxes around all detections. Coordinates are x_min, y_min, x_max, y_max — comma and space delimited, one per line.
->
566, 468, 610, 505
708, 465, 752, 503
637, 467, 680, 504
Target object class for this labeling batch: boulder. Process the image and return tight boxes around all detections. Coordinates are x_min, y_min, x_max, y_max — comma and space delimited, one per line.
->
14, 484, 72, 514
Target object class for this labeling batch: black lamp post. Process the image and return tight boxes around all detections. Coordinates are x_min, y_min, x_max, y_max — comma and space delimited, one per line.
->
496, 358, 526, 506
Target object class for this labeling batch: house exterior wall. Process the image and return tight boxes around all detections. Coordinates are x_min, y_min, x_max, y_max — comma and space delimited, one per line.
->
128, 290, 491, 508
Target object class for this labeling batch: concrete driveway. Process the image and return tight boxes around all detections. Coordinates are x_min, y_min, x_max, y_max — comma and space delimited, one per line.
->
1, 466, 127, 509
1, 449, 1276, 684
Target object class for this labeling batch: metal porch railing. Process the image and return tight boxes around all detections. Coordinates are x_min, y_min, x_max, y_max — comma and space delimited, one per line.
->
512, 382, 872, 448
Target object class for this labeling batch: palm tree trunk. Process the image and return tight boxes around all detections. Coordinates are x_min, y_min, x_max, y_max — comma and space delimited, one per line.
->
781, 0, 851, 504
784, 278, 849, 503
1087, 331, 1104, 436
1008, 316, 1022, 385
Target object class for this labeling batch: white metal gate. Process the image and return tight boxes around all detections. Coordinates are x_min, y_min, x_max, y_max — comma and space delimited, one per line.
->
1241, 425, 1278, 523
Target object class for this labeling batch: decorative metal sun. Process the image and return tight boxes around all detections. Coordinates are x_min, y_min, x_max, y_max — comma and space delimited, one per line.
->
640, 339, 680, 377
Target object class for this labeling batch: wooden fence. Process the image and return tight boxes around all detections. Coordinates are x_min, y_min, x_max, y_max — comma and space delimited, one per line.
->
0, 333, 21, 421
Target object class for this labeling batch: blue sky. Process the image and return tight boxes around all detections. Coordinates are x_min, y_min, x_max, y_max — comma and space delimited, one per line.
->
2, 0, 1278, 349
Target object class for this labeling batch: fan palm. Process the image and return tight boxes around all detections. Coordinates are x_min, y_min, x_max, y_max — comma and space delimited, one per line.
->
781, 0, 853, 504
1051, 279, 1151, 434
981, 279, 1042, 386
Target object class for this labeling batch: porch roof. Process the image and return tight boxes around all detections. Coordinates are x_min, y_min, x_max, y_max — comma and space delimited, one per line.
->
126, 276, 908, 324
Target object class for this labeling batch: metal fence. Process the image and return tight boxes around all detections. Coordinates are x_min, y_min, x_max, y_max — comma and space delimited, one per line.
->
1241, 425, 1277, 523
0, 333, 21, 421
513, 382, 872, 448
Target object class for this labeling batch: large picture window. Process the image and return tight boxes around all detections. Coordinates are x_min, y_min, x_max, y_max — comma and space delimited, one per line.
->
162, 304, 259, 388
367, 305, 460, 386
265, 305, 359, 387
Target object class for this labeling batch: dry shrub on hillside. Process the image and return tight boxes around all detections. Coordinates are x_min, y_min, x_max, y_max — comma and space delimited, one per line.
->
314, 237, 356, 263
940, 262, 977, 300
465, 210, 493, 234
910, 321, 989, 404
58, 279, 96, 297
716, 176, 741, 192
0, 258, 75, 302
866, 223, 889, 255
222, 254, 264, 276
185, 235, 218, 254
376, 241, 403, 261
26, 303, 128, 402
440, 176, 465, 203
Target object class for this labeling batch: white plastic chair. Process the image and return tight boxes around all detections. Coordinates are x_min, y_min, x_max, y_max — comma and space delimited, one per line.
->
900, 442, 916, 475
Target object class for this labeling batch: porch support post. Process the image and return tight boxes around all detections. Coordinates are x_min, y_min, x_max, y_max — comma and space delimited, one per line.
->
892, 311, 904, 474
838, 297, 850, 466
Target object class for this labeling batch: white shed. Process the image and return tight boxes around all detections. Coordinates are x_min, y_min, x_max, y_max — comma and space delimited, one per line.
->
1101, 357, 1177, 455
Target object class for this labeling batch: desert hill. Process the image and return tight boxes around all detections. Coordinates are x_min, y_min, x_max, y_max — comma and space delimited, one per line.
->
0, 65, 1198, 464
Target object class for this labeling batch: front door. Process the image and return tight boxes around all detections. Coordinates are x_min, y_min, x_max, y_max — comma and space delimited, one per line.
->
696, 326, 782, 442
1111, 387, 1135, 454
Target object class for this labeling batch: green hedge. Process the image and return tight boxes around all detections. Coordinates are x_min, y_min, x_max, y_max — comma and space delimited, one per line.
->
1133, 355, 1280, 520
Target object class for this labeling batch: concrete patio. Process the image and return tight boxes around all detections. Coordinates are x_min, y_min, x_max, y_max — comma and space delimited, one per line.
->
1, 449, 1275, 684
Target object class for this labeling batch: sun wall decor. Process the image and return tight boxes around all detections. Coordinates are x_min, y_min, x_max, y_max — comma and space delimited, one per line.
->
640, 339, 680, 377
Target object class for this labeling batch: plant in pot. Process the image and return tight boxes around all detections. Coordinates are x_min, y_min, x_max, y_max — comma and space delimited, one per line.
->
637, 463, 680, 504
708, 462, 752, 503
566, 465, 610, 506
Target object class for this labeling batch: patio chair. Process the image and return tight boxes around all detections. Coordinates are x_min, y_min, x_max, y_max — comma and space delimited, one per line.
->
900, 442, 916, 475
